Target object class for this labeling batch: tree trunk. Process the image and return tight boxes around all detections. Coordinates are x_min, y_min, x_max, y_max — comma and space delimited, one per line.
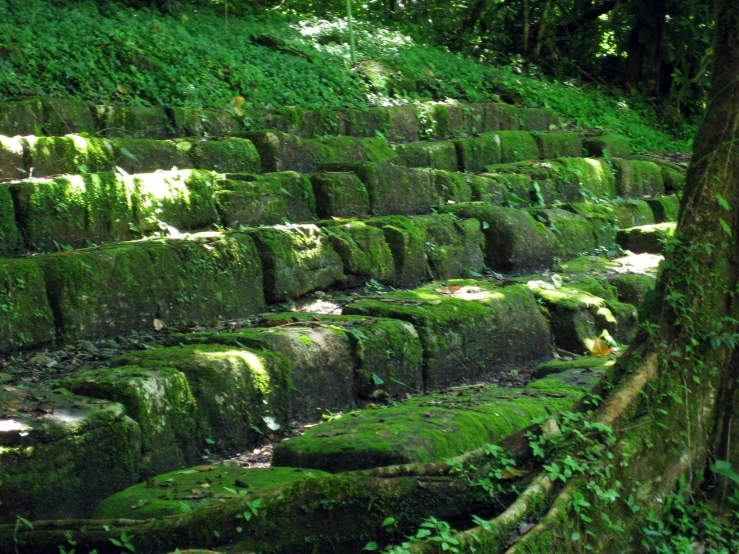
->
3, 2, 739, 553
625, 0, 671, 97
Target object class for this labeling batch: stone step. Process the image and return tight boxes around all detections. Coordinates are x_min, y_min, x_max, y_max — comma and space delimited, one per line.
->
0, 134, 261, 180
617, 222, 677, 254
272, 378, 586, 473
0, 97, 558, 142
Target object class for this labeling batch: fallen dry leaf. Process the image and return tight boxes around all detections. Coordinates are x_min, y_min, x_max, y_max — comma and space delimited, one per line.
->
591, 336, 613, 357
153, 318, 166, 332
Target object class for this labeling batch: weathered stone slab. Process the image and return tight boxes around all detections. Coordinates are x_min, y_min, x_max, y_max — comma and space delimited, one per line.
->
393, 140, 458, 171
613, 158, 665, 198
430, 170, 474, 204
319, 221, 395, 287
0, 135, 26, 180
442, 203, 557, 273
272, 378, 582, 472
93, 466, 329, 520
533, 131, 583, 159
216, 171, 316, 227
109, 138, 192, 173
0, 386, 141, 522
311, 171, 369, 218
36, 232, 265, 342
22, 135, 115, 177
94, 105, 171, 139
41, 98, 97, 135
189, 137, 261, 174
0, 183, 22, 257
0, 258, 56, 353
364, 215, 431, 287
245, 224, 343, 302
617, 223, 676, 254
647, 195, 681, 223
584, 133, 631, 157
345, 282, 552, 389
0, 99, 43, 136
170, 107, 246, 137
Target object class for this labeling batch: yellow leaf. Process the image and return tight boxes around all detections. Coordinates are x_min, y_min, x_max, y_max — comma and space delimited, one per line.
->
232, 107, 244, 116
231, 95, 246, 106
116, 84, 129, 95
591, 336, 612, 357
153, 318, 165, 332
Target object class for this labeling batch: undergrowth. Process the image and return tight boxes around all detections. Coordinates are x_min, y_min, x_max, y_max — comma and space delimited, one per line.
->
0, 0, 694, 151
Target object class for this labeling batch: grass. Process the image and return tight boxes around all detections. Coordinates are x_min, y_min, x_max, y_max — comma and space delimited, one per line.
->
0, 1, 695, 152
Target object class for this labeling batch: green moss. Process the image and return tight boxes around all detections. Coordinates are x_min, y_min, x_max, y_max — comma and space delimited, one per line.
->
607, 273, 655, 306
612, 199, 655, 228
534, 208, 599, 259
41, 97, 96, 135
113, 343, 290, 447
171, 107, 246, 137
132, 169, 220, 232
491, 103, 521, 130
647, 195, 681, 222
415, 214, 485, 279
94, 105, 171, 139
0, 387, 141, 521
0, 258, 56, 353
216, 171, 316, 227
189, 138, 261, 174
11, 172, 134, 251
584, 133, 631, 157
533, 356, 617, 378
272, 378, 583, 472
518, 107, 554, 131
660, 166, 686, 193
558, 157, 617, 199
310, 171, 370, 218
0, 98, 43, 136
0, 183, 22, 257
0, 135, 26, 180
345, 282, 551, 389
320, 221, 395, 286
109, 138, 192, 174
22, 135, 115, 176
320, 162, 434, 216
344, 107, 391, 138
442, 203, 557, 272
393, 141, 458, 171
498, 131, 540, 163
533, 131, 583, 159
36, 231, 265, 342
93, 465, 330, 520
161, 325, 356, 421
245, 131, 323, 173
57, 365, 200, 475
613, 158, 665, 198
357, 137, 399, 164
245, 224, 344, 302
453, 132, 502, 173
364, 215, 431, 287
617, 223, 676, 254
430, 170, 474, 204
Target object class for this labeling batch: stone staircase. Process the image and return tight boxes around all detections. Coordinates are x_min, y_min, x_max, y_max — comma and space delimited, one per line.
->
0, 97, 682, 529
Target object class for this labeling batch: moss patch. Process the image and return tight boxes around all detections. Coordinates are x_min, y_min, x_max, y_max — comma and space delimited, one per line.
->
94, 105, 171, 139
393, 141, 459, 172
345, 282, 552, 390
453, 133, 502, 173
319, 221, 395, 286
0, 98, 43, 136
0, 135, 25, 180
310, 171, 369, 218
584, 133, 631, 157
171, 107, 246, 137
0, 183, 22, 257
0, 258, 56, 353
109, 138, 193, 174
364, 215, 431, 287
617, 223, 676, 254
415, 214, 485, 280
22, 135, 115, 176
0, 387, 141, 522
613, 158, 665, 198
647, 195, 680, 223
189, 138, 261, 174
93, 465, 329, 520
533, 131, 583, 159
272, 378, 583, 472
431, 170, 474, 204
216, 171, 316, 227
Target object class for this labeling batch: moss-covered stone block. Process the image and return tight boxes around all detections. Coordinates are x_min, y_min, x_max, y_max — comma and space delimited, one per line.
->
245, 224, 343, 302
216, 171, 316, 227
453, 133, 502, 173
612, 199, 655, 228
272, 378, 580, 472
534, 208, 597, 259
533, 131, 583, 159
533, 356, 617, 379
364, 215, 431, 287
0, 99, 43, 136
244, 131, 321, 173
161, 327, 354, 421
0, 259, 55, 353
320, 221, 395, 287
660, 167, 686, 193
584, 133, 631, 157
188, 138, 261, 174
442, 203, 557, 272
518, 108, 554, 131
132, 169, 220, 232
489, 103, 520, 131
109, 138, 192, 174
0, 184, 22, 257
430, 170, 474, 205
22, 135, 115, 176
93, 466, 329, 520
321, 162, 434, 216
345, 282, 552, 389
613, 159, 665, 198
58, 366, 200, 475
311, 171, 369, 218
0, 135, 26, 180
499, 131, 540, 163
607, 273, 655, 306
416, 214, 485, 279
386, 104, 421, 142
558, 157, 616, 199
343, 107, 391, 138
41, 98, 96, 135
114, 343, 290, 447
95, 105, 171, 139
617, 223, 676, 254
36, 232, 265, 342
647, 195, 681, 222
0, 387, 141, 521
393, 141, 458, 171
526, 280, 621, 353
558, 202, 620, 247
170, 107, 245, 137
472, 173, 532, 206
11, 172, 134, 251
